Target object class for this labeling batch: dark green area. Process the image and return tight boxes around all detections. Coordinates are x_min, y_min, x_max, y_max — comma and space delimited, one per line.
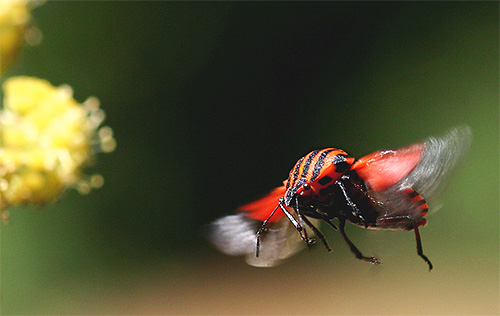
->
1, 2, 498, 314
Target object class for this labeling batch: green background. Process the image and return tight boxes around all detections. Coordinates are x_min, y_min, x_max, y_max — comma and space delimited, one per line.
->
1, 2, 498, 315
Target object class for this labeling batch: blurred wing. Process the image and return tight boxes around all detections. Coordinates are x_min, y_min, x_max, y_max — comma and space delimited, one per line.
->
245, 216, 306, 267
207, 214, 260, 257
396, 125, 472, 201
207, 213, 306, 267
354, 126, 472, 216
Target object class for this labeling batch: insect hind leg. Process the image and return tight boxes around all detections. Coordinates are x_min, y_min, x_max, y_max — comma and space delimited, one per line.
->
413, 224, 433, 271
378, 215, 433, 270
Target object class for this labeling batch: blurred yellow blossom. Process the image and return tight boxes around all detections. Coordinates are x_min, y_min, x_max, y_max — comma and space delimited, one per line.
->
0, 0, 43, 74
0, 76, 116, 215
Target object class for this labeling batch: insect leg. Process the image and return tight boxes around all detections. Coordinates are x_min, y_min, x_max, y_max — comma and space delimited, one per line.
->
413, 223, 433, 271
302, 216, 332, 252
338, 219, 379, 264
256, 198, 311, 257
337, 181, 366, 223
378, 215, 433, 270
324, 219, 338, 230
278, 198, 312, 245
294, 195, 314, 247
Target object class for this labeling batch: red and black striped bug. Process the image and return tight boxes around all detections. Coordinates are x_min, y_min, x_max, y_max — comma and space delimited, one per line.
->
208, 126, 471, 269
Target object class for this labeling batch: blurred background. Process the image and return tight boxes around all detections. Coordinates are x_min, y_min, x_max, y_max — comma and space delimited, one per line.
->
1, 2, 498, 315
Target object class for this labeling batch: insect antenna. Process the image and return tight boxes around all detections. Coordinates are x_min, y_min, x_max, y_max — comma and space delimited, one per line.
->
255, 203, 280, 258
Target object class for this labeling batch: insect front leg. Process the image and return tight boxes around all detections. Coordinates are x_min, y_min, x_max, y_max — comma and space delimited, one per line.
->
255, 197, 312, 257
278, 198, 314, 246
294, 195, 315, 247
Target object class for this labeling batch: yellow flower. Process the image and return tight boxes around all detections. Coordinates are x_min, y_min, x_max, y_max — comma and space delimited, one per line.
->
0, 0, 30, 74
0, 76, 116, 215
0, 0, 43, 74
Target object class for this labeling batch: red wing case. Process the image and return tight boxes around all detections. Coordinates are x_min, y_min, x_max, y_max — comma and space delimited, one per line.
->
238, 186, 287, 223
352, 143, 425, 192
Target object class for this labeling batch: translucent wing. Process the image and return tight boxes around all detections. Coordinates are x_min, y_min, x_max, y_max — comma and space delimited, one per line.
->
354, 126, 472, 217
396, 126, 472, 201
206, 213, 306, 267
